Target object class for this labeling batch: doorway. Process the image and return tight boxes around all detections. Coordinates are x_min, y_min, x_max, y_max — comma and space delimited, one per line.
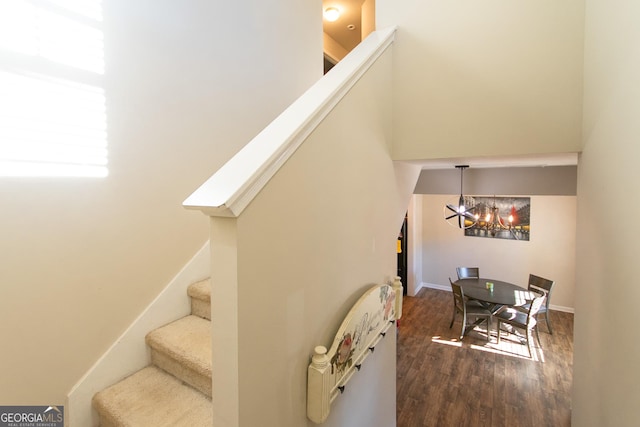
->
397, 212, 408, 295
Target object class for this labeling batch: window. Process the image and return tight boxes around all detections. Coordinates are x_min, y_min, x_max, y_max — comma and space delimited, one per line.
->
0, 0, 107, 177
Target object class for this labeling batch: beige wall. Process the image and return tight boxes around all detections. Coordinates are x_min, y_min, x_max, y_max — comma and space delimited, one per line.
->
323, 32, 349, 63
573, 0, 640, 425
361, 0, 376, 40
0, 0, 321, 405
418, 194, 576, 310
234, 48, 420, 426
377, 0, 584, 160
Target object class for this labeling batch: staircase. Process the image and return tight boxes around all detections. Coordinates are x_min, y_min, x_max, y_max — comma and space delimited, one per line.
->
92, 279, 213, 426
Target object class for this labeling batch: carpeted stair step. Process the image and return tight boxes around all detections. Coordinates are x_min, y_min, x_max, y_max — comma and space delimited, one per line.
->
188, 279, 211, 320
146, 315, 212, 397
92, 366, 212, 427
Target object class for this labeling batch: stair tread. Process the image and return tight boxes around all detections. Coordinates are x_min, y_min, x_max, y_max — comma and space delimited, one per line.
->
187, 279, 211, 302
146, 315, 212, 377
93, 366, 212, 427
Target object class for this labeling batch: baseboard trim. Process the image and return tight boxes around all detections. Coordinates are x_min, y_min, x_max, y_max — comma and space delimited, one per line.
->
409, 282, 426, 296
422, 282, 450, 292
66, 241, 210, 427
549, 304, 574, 314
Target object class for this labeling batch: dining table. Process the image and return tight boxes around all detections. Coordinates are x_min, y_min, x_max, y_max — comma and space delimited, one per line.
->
454, 277, 540, 338
455, 277, 538, 309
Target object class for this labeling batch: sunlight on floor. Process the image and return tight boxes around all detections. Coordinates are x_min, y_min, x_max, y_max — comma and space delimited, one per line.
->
430, 336, 463, 347
432, 326, 546, 362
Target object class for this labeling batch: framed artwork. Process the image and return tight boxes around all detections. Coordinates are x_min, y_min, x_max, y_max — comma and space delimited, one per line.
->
464, 196, 531, 241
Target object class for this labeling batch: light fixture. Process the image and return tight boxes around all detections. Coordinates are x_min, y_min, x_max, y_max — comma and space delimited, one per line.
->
444, 165, 478, 229
324, 7, 340, 22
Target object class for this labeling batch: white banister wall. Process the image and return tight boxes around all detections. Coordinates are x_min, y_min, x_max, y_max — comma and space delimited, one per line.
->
184, 27, 421, 427
209, 217, 240, 427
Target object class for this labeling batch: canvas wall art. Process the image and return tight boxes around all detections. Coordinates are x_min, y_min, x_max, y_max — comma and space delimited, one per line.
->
464, 196, 530, 241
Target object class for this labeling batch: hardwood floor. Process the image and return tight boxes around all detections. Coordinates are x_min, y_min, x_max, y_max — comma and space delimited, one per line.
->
397, 288, 573, 427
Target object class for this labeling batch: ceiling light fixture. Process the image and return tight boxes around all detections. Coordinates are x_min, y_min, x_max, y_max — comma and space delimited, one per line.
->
324, 7, 340, 22
444, 165, 478, 229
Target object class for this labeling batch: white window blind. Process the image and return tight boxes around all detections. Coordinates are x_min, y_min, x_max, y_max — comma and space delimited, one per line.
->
0, 0, 107, 177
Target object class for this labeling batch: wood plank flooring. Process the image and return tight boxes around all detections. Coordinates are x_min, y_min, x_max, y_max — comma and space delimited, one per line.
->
397, 287, 573, 427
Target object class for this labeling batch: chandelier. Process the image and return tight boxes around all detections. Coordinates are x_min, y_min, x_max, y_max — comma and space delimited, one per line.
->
444, 165, 478, 229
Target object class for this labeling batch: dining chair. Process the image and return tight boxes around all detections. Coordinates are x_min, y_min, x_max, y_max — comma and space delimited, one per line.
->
449, 279, 493, 341
520, 274, 555, 334
455, 267, 491, 308
495, 293, 546, 358
456, 267, 480, 280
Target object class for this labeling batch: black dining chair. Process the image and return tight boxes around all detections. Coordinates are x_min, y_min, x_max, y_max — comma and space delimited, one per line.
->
519, 274, 555, 334
456, 267, 480, 280
449, 278, 493, 341
496, 293, 546, 358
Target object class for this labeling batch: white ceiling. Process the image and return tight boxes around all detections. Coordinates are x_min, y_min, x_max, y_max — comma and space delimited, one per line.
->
322, 0, 364, 51
403, 153, 579, 170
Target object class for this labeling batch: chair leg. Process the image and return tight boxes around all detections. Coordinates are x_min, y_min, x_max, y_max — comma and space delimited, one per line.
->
545, 311, 553, 334
450, 308, 455, 329
497, 320, 501, 344
459, 313, 466, 340
486, 316, 491, 342
525, 329, 532, 358
535, 326, 542, 350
